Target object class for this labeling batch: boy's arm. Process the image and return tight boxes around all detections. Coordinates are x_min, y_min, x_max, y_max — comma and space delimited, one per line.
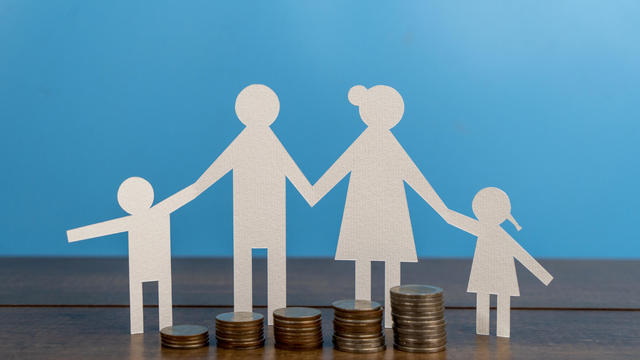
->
512, 240, 553, 286
67, 216, 132, 243
444, 209, 481, 236
154, 184, 199, 214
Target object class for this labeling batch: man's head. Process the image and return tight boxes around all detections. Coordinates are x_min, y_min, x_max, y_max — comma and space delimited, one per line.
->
235, 84, 280, 127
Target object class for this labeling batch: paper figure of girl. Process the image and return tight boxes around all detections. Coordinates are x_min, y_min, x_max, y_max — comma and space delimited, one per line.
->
311, 85, 450, 327
67, 177, 197, 334
444, 187, 553, 337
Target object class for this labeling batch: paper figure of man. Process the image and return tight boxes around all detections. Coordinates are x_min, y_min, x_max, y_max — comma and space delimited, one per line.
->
311, 85, 450, 327
189, 84, 314, 325
444, 187, 553, 337
67, 177, 197, 334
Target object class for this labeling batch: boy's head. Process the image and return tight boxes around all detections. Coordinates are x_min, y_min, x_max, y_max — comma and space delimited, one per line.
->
472, 187, 521, 230
117, 177, 154, 215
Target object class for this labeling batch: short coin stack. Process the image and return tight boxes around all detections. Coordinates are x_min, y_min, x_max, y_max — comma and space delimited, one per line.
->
273, 307, 323, 350
160, 324, 209, 349
332, 299, 386, 353
215, 312, 265, 350
390, 284, 447, 353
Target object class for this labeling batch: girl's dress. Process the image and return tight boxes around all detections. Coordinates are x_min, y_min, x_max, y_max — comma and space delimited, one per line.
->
467, 225, 520, 296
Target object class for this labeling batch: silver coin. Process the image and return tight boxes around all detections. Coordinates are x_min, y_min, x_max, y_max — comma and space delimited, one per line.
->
332, 299, 383, 312
390, 285, 443, 297
216, 312, 264, 326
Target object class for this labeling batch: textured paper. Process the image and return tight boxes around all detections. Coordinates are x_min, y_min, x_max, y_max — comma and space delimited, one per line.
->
67, 177, 196, 334
190, 84, 314, 325
312, 85, 450, 328
444, 187, 553, 337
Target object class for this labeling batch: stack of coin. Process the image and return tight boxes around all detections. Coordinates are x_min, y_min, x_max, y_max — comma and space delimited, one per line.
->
273, 307, 323, 350
332, 299, 386, 353
390, 284, 447, 353
160, 324, 209, 349
215, 312, 265, 350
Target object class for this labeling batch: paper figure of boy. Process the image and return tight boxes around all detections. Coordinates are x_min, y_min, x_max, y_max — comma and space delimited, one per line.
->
184, 84, 314, 325
67, 177, 197, 334
311, 85, 450, 328
444, 187, 553, 337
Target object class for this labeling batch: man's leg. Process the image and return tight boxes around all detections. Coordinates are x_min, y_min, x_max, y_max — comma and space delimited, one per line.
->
267, 244, 286, 326
234, 243, 253, 313
129, 280, 144, 334
158, 277, 173, 330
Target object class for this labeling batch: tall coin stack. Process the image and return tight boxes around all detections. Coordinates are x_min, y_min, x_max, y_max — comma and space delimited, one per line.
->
332, 299, 386, 353
160, 325, 209, 349
215, 312, 265, 350
390, 284, 447, 353
273, 307, 323, 350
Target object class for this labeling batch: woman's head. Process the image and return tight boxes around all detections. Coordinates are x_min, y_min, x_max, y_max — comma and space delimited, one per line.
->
472, 187, 521, 230
348, 85, 404, 130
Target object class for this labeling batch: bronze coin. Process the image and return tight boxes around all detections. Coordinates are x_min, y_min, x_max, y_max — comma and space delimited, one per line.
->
394, 343, 446, 353
333, 308, 383, 320
332, 299, 382, 312
160, 325, 208, 339
216, 339, 265, 350
392, 313, 445, 322
394, 336, 447, 346
161, 340, 209, 349
275, 342, 323, 350
334, 315, 382, 324
216, 312, 263, 326
273, 318, 322, 328
334, 343, 386, 353
273, 307, 321, 321
333, 323, 383, 334
393, 327, 446, 337
161, 336, 209, 345
333, 331, 383, 340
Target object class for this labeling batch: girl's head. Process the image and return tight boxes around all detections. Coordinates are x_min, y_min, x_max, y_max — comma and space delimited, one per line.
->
348, 85, 404, 130
117, 177, 154, 215
472, 187, 521, 230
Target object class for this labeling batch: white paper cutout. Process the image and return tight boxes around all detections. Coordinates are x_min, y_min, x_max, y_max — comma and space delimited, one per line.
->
311, 85, 450, 328
67, 177, 197, 334
189, 84, 314, 325
444, 187, 553, 337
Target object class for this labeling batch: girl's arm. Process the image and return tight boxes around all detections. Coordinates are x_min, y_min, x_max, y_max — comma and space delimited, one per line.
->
511, 239, 553, 286
444, 209, 481, 237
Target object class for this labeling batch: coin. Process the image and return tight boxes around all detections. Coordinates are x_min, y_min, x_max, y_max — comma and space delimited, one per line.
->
275, 342, 323, 350
394, 343, 446, 353
393, 327, 446, 337
334, 343, 386, 353
273, 307, 321, 320
161, 336, 210, 345
216, 312, 264, 326
273, 319, 322, 329
332, 299, 382, 312
160, 325, 208, 339
161, 341, 209, 349
392, 312, 444, 321
390, 284, 443, 297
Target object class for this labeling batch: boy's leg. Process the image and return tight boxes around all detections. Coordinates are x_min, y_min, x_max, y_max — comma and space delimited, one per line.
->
497, 295, 511, 338
129, 280, 144, 334
234, 242, 253, 314
355, 260, 371, 300
384, 262, 401, 328
476, 293, 490, 335
267, 244, 286, 326
158, 277, 173, 330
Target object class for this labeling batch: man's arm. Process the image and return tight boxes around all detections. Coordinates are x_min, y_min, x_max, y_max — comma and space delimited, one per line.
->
280, 145, 314, 206
154, 184, 199, 214
192, 134, 238, 196
312, 145, 354, 207
67, 216, 132, 243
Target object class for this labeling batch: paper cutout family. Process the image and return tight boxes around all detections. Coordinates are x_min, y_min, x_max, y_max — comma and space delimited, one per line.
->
67, 84, 553, 338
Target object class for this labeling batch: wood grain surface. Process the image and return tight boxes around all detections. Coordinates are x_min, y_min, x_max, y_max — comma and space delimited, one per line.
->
1, 258, 639, 359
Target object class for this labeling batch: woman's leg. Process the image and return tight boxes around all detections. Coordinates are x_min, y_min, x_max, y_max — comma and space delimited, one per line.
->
355, 260, 371, 300
497, 295, 511, 338
385, 261, 401, 328
476, 293, 490, 335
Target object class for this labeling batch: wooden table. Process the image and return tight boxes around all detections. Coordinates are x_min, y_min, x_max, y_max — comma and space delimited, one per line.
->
1, 258, 639, 359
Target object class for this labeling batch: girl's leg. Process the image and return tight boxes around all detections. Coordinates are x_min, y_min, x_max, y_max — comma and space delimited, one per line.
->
158, 278, 173, 331
129, 280, 144, 334
476, 293, 490, 335
497, 295, 511, 338
384, 261, 401, 328
355, 260, 371, 300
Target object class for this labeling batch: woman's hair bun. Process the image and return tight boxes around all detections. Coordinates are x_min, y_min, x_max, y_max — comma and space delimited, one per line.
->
348, 85, 367, 106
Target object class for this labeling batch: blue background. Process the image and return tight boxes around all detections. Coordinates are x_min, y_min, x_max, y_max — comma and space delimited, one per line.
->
1, 1, 638, 258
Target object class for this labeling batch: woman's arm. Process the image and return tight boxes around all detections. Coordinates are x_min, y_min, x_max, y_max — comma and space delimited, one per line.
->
444, 209, 481, 236
311, 144, 355, 207
401, 146, 448, 219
